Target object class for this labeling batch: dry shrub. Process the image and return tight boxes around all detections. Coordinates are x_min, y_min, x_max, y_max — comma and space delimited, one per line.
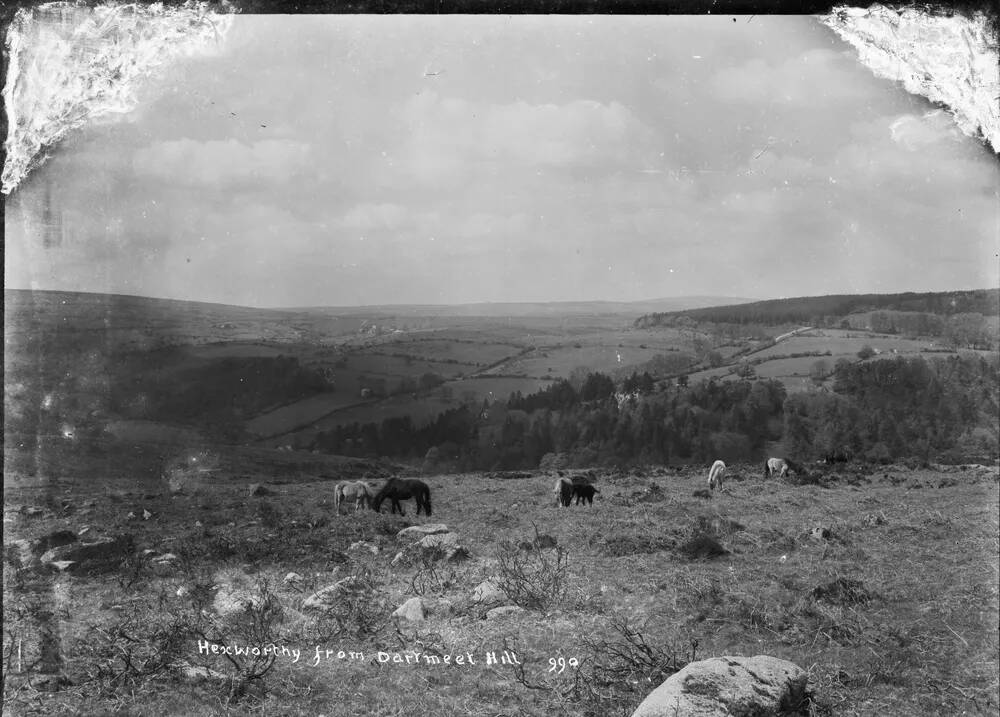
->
494, 539, 569, 610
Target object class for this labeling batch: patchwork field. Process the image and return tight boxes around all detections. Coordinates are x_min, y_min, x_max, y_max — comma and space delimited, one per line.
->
4, 438, 998, 716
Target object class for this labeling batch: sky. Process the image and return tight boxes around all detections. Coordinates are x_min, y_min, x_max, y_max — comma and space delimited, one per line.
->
4, 14, 999, 308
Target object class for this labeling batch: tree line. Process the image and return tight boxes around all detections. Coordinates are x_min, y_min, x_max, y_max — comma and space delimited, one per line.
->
636, 289, 1000, 330
310, 353, 998, 469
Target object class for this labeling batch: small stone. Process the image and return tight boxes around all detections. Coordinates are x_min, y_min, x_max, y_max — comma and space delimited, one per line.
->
392, 597, 426, 623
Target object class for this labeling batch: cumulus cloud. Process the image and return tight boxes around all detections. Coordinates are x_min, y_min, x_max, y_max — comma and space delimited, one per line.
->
710, 48, 869, 105
133, 138, 312, 187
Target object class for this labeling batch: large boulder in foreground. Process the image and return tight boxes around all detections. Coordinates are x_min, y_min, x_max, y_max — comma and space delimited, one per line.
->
631, 655, 809, 717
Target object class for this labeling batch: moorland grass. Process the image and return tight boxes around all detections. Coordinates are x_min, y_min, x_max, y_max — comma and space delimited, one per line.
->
3, 443, 998, 716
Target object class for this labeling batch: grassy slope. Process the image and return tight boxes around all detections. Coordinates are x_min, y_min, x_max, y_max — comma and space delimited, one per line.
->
4, 440, 998, 716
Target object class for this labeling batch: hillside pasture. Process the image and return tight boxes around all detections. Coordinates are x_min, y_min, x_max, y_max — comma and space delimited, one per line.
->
440, 376, 555, 405
495, 342, 676, 380
371, 337, 526, 366
184, 342, 297, 359
3, 438, 997, 717
244, 392, 368, 438
751, 331, 939, 360
345, 352, 471, 381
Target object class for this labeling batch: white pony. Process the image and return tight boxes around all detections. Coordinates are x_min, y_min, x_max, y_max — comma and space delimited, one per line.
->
334, 481, 374, 513
764, 457, 788, 479
765, 457, 801, 479
708, 460, 726, 491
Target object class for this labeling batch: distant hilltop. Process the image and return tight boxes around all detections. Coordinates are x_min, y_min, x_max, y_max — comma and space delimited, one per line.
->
635, 289, 1000, 328
290, 296, 760, 318
3, 289, 758, 319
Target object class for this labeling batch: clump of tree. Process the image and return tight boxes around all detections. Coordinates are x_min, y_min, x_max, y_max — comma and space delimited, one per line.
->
784, 354, 999, 463
636, 289, 999, 329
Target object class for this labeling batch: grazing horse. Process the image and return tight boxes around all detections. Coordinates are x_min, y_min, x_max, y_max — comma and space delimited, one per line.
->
765, 457, 802, 479
371, 478, 432, 517
764, 457, 789, 479
572, 483, 599, 506
334, 481, 373, 513
708, 460, 726, 491
553, 477, 575, 507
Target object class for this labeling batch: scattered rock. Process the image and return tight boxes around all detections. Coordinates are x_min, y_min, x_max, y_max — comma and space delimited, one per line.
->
348, 541, 379, 555
862, 511, 886, 527
396, 524, 450, 540
172, 660, 228, 683
248, 483, 273, 497
212, 569, 270, 618
5, 530, 77, 566
142, 509, 153, 520
152, 553, 178, 563
692, 489, 712, 499
405, 532, 470, 562
631, 655, 810, 717
126, 511, 137, 520
486, 605, 526, 620
284, 572, 304, 586
302, 576, 367, 610
176, 586, 191, 598
40, 535, 134, 574
23, 506, 45, 517
471, 578, 506, 605
392, 597, 426, 623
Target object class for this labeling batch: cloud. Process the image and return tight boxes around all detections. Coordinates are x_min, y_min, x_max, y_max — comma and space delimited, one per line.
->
398, 92, 654, 182
132, 138, 312, 187
340, 202, 409, 231
709, 48, 869, 106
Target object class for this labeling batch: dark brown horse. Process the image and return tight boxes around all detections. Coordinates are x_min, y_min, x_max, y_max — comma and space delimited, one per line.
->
571, 483, 599, 505
371, 478, 432, 516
